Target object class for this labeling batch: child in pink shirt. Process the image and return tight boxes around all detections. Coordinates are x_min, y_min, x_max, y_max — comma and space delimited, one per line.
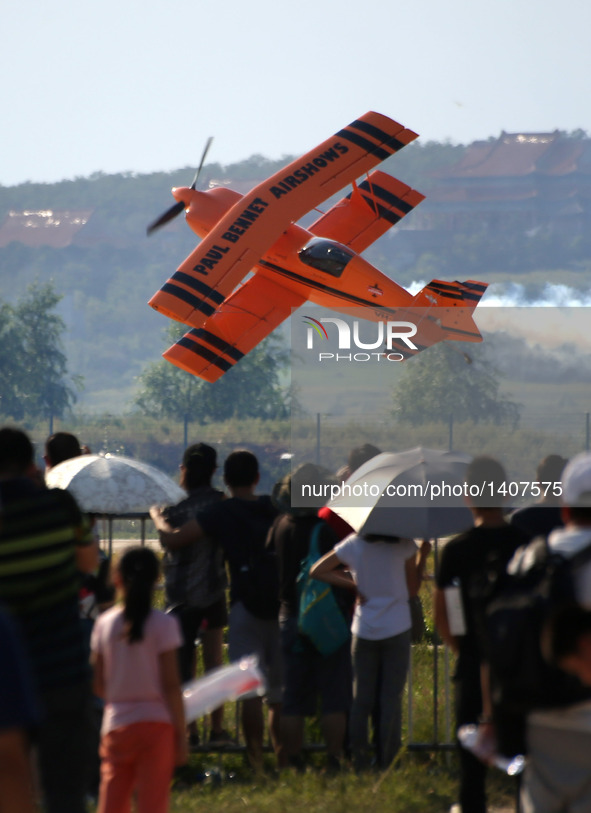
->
91, 546, 187, 813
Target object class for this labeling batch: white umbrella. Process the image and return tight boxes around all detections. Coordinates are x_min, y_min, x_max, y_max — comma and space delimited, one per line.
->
45, 454, 185, 515
327, 447, 474, 539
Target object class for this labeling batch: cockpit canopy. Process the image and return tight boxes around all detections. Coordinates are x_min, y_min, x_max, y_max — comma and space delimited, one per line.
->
298, 238, 354, 278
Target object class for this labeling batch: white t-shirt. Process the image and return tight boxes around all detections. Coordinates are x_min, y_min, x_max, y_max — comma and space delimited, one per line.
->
334, 534, 417, 641
91, 605, 182, 734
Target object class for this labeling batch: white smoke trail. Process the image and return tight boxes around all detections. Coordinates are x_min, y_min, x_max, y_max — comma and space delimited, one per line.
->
480, 283, 591, 307
409, 281, 591, 307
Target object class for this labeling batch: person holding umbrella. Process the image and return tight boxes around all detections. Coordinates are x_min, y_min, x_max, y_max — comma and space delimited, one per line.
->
310, 528, 430, 770
314, 446, 475, 769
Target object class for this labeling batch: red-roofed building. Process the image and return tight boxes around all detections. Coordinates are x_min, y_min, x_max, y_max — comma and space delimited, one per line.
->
0, 209, 93, 248
415, 132, 591, 234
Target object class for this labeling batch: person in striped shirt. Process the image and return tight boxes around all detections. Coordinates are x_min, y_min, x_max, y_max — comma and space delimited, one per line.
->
0, 426, 98, 813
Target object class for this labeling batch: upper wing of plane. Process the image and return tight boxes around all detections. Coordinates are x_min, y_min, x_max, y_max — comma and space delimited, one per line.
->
307, 170, 424, 254
149, 112, 418, 330
162, 273, 307, 383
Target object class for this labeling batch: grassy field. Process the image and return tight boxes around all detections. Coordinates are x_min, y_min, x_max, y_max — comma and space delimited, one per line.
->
170, 758, 457, 813
163, 720, 517, 813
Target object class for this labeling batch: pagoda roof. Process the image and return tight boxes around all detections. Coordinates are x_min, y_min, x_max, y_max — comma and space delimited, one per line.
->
436, 132, 591, 179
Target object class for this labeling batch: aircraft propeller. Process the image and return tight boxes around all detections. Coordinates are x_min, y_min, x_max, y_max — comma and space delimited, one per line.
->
147, 137, 213, 236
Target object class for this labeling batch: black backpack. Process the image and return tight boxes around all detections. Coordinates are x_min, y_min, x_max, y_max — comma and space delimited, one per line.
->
482, 536, 591, 724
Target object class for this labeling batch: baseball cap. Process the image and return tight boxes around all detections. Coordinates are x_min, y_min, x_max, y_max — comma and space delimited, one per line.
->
562, 452, 591, 506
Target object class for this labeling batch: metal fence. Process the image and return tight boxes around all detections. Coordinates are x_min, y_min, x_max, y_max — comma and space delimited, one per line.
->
184, 634, 456, 757
292, 410, 591, 496
160, 537, 456, 757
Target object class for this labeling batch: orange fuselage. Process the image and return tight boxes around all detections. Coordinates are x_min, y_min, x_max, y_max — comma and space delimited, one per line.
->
178, 184, 416, 320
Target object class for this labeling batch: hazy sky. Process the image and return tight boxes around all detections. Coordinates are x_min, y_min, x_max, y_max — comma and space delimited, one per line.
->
3, 0, 589, 187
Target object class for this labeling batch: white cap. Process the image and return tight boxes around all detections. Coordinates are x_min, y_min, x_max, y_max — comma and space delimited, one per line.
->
562, 452, 591, 506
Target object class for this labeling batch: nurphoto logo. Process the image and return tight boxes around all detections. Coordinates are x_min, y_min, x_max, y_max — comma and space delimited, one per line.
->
302, 315, 418, 363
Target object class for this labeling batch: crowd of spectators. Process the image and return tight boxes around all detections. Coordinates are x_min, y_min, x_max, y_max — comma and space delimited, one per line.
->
3, 425, 591, 813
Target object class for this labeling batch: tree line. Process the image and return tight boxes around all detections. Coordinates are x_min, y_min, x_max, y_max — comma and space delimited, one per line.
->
1, 282, 524, 438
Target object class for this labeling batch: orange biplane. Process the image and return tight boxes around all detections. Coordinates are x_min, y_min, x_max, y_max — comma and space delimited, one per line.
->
147, 112, 487, 382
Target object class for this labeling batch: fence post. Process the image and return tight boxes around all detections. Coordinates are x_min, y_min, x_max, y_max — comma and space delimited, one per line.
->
407, 653, 414, 741
433, 539, 440, 745
316, 413, 321, 465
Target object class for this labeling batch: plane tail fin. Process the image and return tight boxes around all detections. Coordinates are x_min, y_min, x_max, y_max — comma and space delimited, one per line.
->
412, 279, 488, 343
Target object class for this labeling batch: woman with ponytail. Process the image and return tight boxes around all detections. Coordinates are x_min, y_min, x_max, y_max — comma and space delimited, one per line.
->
91, 546, 187, 813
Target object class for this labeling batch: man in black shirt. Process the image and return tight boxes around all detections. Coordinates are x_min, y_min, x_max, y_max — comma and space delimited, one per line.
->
160, 443, 228, 745
434, 456, 526, 813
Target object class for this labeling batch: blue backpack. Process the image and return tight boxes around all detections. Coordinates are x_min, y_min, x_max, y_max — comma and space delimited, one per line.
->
297, 524, 350, 656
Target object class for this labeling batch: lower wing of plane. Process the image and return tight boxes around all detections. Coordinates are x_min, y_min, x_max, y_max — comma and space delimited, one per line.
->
308, 170, 424, 253
163, 274, 307, 383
